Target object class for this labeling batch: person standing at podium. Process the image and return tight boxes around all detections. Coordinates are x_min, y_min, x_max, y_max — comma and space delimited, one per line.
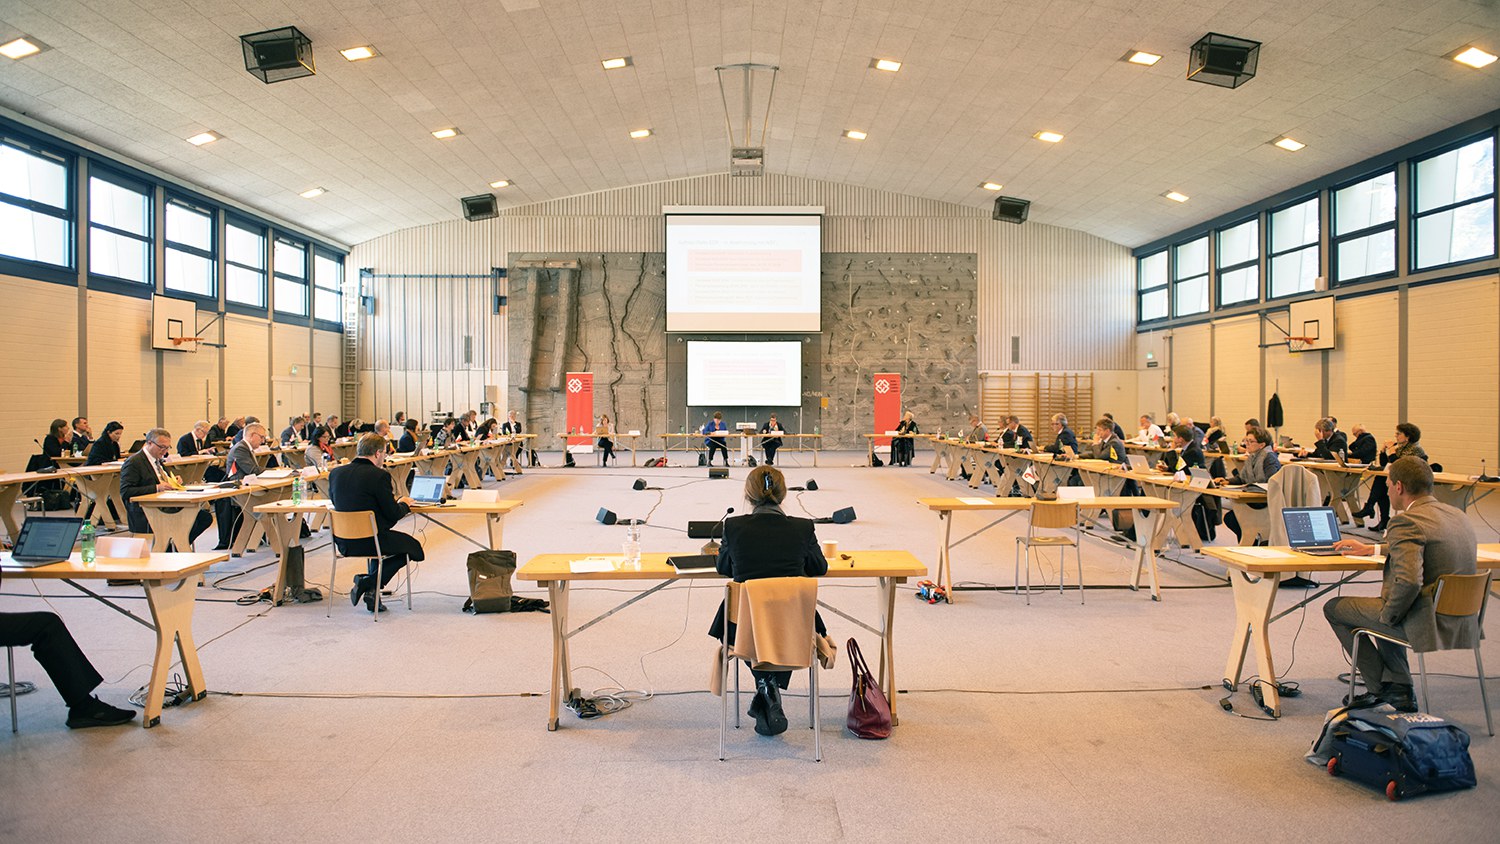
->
759, 414, 784, 466
702, 412, 730, 467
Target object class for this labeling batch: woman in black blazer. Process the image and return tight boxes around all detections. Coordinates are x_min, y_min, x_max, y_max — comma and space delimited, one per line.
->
42, 418, 71, 465
85, 422, 124, 465
707, 465, 827, 736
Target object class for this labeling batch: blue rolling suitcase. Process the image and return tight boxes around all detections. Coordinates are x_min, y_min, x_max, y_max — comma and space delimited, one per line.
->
1327, 706, 1476, 801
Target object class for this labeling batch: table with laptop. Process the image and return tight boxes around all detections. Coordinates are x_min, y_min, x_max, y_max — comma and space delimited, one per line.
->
516, 549, 924, 731
2, 516, 227, 727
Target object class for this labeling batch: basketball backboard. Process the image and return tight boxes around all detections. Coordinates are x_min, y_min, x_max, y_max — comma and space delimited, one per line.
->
151, 295, 201, 352
1286, 296, 1335, 352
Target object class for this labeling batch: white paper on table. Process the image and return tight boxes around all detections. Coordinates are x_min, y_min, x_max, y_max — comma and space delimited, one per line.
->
957, 497, 995, 506
1229, 547, 1299, 559
154, 490, 200, 499
1478, 549, 1500, 562
568, 557, 621, 573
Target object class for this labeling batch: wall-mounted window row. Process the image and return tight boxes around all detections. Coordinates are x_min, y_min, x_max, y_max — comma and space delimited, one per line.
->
0, 138, 72, 268
89, 173, 152, 284
1137, 129, 1498, 324
273, 237, 309, 317
164, 198, 215, 298
225, 219, 267, 308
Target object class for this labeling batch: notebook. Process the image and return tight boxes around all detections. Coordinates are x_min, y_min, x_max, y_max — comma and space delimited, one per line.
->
8, 517, 84, 566
1282, 506, 1344, 555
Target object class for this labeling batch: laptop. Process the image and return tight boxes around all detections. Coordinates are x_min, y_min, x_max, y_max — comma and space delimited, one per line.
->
8, 517, 85, 566
127, 439, 147, 454
1060, 445, 1077, 460
667, 554, 719, 573
1187, 467, 1212, 483
1126, 454, 1150, 473
410, 475, 448, 505
1282, 506, 1344, 555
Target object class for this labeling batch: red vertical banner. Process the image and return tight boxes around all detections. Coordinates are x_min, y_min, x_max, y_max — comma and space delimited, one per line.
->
565, 372, 594, 447
872, 373, 901, 447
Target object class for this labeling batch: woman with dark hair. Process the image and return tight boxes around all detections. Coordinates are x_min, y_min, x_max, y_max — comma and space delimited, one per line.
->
1354, 423, 1428, 531
86, 422, 124, 466
707, 465, 828, 737
595, 414, 616, 466
42, 418, 72, 465
304, 427, 336, 469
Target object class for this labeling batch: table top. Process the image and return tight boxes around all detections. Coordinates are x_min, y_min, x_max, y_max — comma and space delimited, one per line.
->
1, 551, 228, 580
254, 498, 524, 515
1204, 544, 1500, 574
1113, 469, 1268, 501
133, 471, 323, 506
661, 431, 822, 439
518, 549, 925, 582
918, 495, 1179, 511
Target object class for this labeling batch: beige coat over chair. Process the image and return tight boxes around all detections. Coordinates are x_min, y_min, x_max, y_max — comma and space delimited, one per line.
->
1267, 463, 1322, 545
727, 577, 819, 672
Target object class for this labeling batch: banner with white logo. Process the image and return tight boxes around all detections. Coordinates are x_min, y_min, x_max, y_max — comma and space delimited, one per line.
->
565, 372, 593, 447
873, 373, 901, 447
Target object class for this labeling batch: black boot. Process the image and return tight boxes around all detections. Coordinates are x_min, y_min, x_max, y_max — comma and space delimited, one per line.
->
755, 677, 788, 736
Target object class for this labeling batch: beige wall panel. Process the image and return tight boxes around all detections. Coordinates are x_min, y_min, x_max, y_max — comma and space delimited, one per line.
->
1407, 276, 1498, 474
1092, 370, 1139, 431
225, 316, 270, 422
1327, 292, 1399, 446
0, 275, 80, 469
161, 343, 219, 436
1263, 316, 1324, 440
271, 322, 310, 378
356, 370, 376, 421
86, 290, 154, 437
313, 330, 342, 419
1212, 316, 1261, 431
1168, 325, 1211, 421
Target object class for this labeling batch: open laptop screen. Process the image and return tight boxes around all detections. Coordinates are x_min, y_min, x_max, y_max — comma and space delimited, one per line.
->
13, 517, 84, 562
1282, 507, 1341, 548
410, 475, 446, 504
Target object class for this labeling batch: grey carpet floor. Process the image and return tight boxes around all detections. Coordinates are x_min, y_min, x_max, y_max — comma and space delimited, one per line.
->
3, 452, 1498, 842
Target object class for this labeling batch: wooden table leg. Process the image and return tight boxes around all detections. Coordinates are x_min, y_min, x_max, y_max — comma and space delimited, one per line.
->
879, 576, 900, 726
263, 513, 303, 605
486, 513, 505, 549
1224, 570, 1281, 715
0, 483, 23, 543
141, 575, 206, 728
936, 511, 954, 598
546, 580, 570, 731
1130, 509, 1165, 601
140, 507, 198, 553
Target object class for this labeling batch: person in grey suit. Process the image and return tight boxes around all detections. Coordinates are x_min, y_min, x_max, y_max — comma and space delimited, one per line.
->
1327, 457, 1478, 712
1218, 426, 1281, 543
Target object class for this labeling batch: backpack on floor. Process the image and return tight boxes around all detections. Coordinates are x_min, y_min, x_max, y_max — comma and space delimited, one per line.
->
1327, 706, 1476, 800
871, 454, 883, 467
698, 452, 707, 466
463, 550, 516, 613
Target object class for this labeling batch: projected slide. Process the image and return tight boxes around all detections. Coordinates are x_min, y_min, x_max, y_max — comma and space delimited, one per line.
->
687, 341, 802, 407
666, 214, 821, 332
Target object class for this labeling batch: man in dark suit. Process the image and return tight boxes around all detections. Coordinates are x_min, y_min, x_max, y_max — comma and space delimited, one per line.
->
279, 415, 306, 445
211, 422, 267, 549
759, 414, 784, 466
303, 412, 322, 442
121, 428, 212, 549
501, 410, 529, 469
206, 417, 228, 445
1329, 457, 1478, 712
1156, 425, 1206, 472
1043, 413, 1079, 456
1297, 418, 1348, 460
0, 603, 136, 729
1348, 423, 1378, 464
396, 419, 421, 453
176, 420, 211, 457
1091, 418, 1130, 466
1001, 415, 1033, 450
69, 416, 93, 454
328, 434, 425, 613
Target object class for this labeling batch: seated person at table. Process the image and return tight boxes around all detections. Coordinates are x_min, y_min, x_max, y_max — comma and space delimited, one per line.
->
177, 420, 212, 457
892, 411, 919, 467
373, 419, 395, 452
501, 411, 528, 468
595, 414, 617, 465
475, 417, 498, 441
1043, 413, 1078, 456
328, 434, 425, 613
1000, 415, 1032, 450
232, 416, 260, 444
224, 416, 244, 441
1180, 417, 1205, 446
1327, 458, 1477, 712
1203, 416, 1227, 452
122, 427, 213, 550
213, 422, 267, 549
334, 417, 354, 438
963, 414, 987, 443
0, 605, 136, 729
1155, 425, 1205, 473
760, 414, 784, 466
1354, 423, 1429, 531
501, 410, 524, 436
707, 466, 828, 737
304, 427, 336, 469
1217, 426, 1280, 542
42, 418, 72, 465
302, 413, 323, 442
1347, 422, 1378, 464
86, 421, 124, 465
1296, 418, 1348, 459
1102, 412, 1126, 441
433, 417, 458, 448
70, 417, 93, 454
702, 412, 730, 467
1091, 418, 1130, 466
396, 419, 422, 453
279, 415, 306, 446
1137, 414, 1164, 443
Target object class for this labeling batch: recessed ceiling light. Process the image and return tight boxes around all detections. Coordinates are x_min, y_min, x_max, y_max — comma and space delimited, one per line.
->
1126, 50, 1162, 66
1034, 130, 1064, 143
601, 56, 632, 70
1163, 190, 1189, 203
844, 129, 867, 140
489, 179, 511, 188
980, 182, 1004, 191
340, 45, 378, 61
872, 58, 902, 72
0, 37, 44, 60
186, 131, 221, 146
629, 128, 652, 139
431, 127, 460, 140
299, 187, 326, 199
1273, 136, 1306, 152
1452, 46, 1497, 69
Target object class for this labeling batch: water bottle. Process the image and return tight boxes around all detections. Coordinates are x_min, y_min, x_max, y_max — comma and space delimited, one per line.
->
292, 475, 303, 505
80, 522, 96, 564
622, 523, 641, 567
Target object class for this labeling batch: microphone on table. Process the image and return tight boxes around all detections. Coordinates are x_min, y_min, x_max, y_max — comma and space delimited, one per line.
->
702, 506, 734, 555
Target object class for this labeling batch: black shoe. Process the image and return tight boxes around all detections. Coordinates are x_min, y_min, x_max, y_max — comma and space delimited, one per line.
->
1373, 520, 1389, 532
749, 689, 771, 734
1352, 508, 1373, 520
1282, 575, 1319, 589
756, 679, 788, 736
1380, 683, 1419, 713
212, 543, 229, 551
66, 696, 137, 729
1342, 691, 1382, 709
350, 574, 371, 607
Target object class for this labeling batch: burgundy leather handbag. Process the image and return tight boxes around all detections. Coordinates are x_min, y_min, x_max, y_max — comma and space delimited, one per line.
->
845, 637, 892, 739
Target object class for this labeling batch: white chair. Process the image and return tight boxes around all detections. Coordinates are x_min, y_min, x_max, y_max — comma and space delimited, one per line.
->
720, 577, 821, 761
1349, 571, 1493, 735
329, 510, 410, 621
1015, 500, 1083, 605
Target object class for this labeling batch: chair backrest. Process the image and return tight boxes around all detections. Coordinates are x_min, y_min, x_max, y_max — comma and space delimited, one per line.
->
331, 510, 379, 541
1029, 500, 1079, 530
1433, 571, 1492, 620
97, 535, 149, 558
727, 577, 818, 671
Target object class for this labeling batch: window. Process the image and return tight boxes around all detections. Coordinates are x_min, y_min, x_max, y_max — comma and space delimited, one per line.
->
0, 139, 71, 268
89, 174, 152, 283
1268, 196, 1320, 298
225, 220, 266, 307
1172, 236, 1209, 317
1332, 170, 1396, 283
273, 237, 308, 316
164, 199, 215, 297
1411, 135, 1496, 270
1137, 250, 1168, 321
1216, 218, 1259, 306
313, 251, 343, 324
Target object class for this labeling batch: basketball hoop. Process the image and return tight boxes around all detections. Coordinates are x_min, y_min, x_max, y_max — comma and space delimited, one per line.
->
170, 336, 205, 352
1286, 336, 1314, 353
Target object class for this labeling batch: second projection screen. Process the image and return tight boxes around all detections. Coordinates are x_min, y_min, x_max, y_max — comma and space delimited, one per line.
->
666, 213, 821, 332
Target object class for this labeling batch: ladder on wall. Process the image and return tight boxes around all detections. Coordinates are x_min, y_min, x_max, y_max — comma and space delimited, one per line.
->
341, 269, 368, 419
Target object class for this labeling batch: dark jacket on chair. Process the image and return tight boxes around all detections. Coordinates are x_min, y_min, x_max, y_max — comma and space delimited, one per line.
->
708, 505, 828, 640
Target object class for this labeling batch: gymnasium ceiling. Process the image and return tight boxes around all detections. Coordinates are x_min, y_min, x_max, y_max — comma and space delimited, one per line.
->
0, 0, 1497, 248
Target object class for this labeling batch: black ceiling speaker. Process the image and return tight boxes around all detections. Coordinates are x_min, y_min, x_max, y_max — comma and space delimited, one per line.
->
1187, 33, 1261, 89
992, 196, 1030, 224
461, 194, 499, 222
241, 27, 316, 84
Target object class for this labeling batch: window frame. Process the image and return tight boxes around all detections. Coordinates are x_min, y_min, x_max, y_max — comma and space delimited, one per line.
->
0, 134, 76, 283
1214, 215, 1260, 308
1409, 131, 1498, 274
312, 247, 344, 329
163, 195, 217, 303
272, 232, 311, 322
1171, 235, 1210, 318
1265, 194, 1321, 301
1330, 167, 1398, 287
224, 215, 268, 315
1136, 248, 1170, 324
86, 167, 155, 295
